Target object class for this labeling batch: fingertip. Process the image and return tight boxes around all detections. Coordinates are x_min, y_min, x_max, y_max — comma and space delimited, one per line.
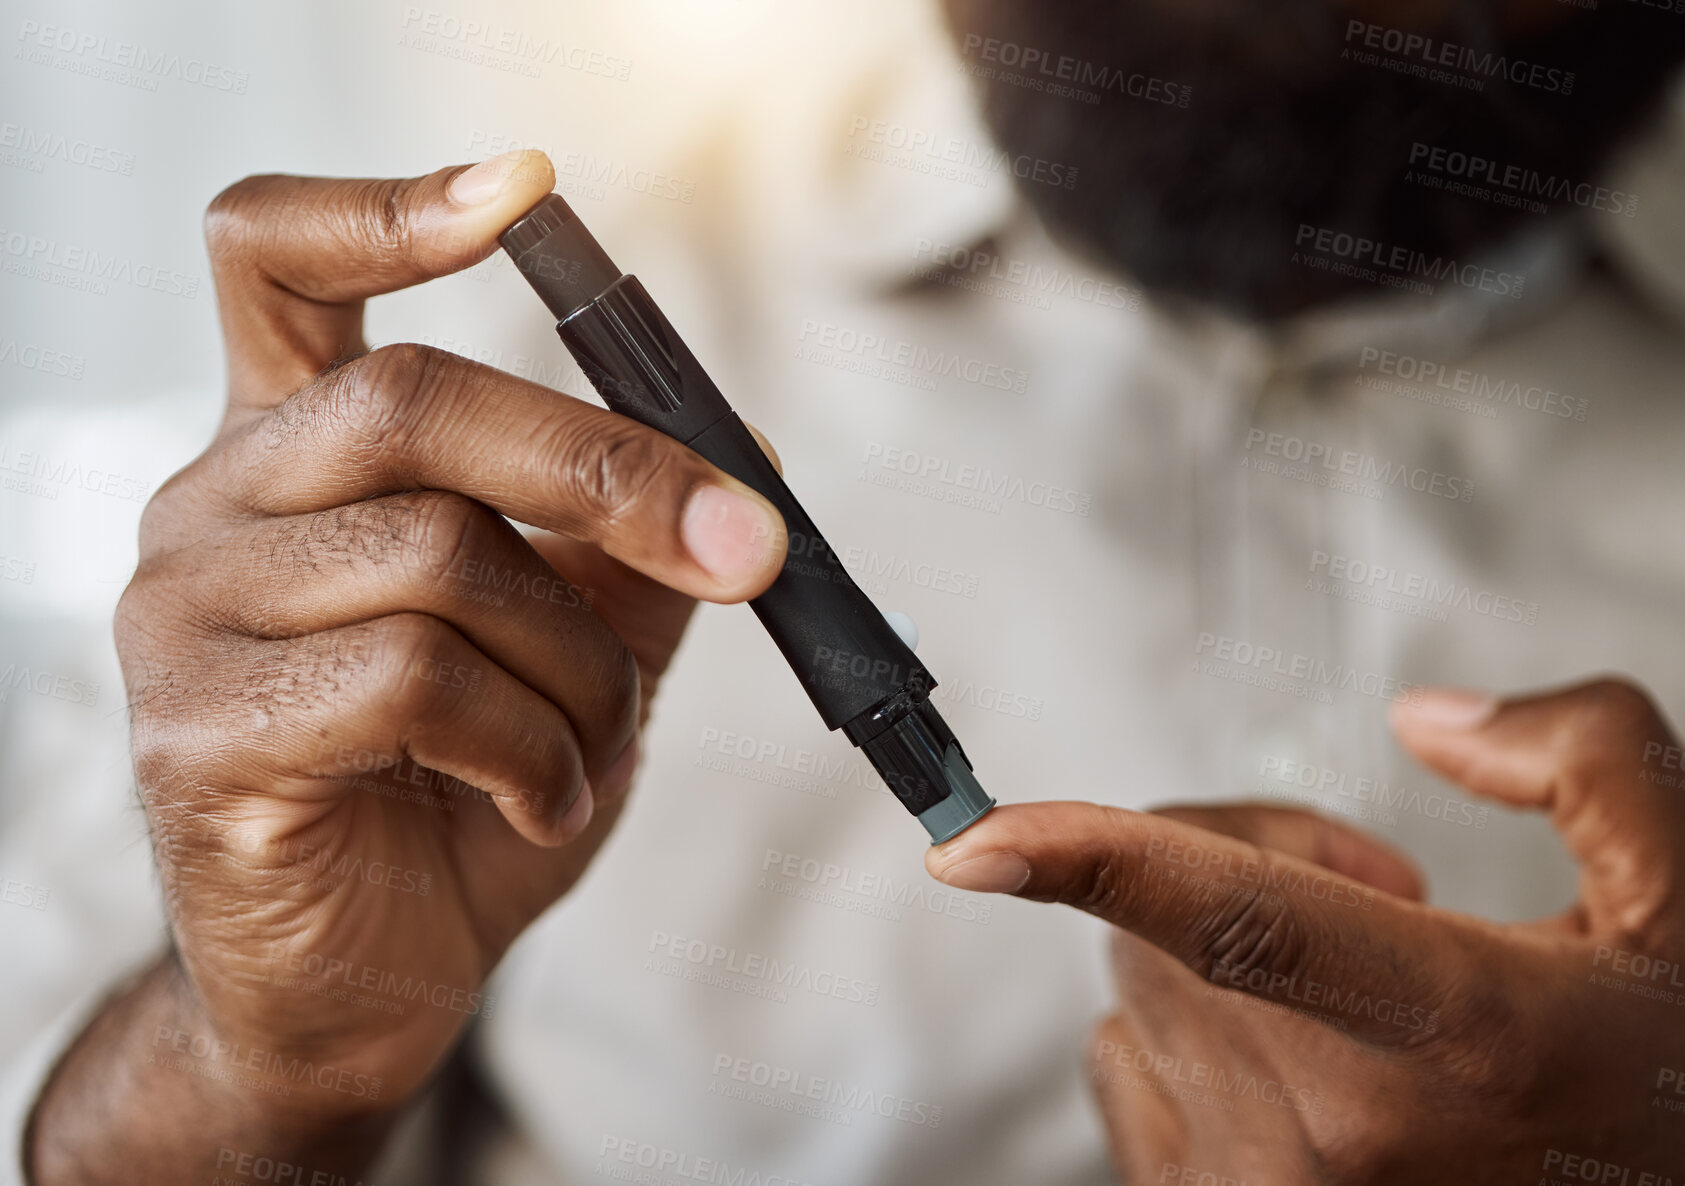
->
925, 805, 1070, 891
1390, 687, 1498, 736
680, 481, 788, 603
923, 845, 948, 879
445, 149, 555, 211
507, 148, 557, 200
925, 810, 1015, 871
930, 851, 1032, 894
421, 151, 559, 269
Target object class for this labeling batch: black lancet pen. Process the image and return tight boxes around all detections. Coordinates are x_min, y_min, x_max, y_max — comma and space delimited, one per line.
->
499, 193, 995, 844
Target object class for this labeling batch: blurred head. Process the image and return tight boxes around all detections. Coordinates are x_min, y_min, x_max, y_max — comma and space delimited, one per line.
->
942, 0, 1685, 322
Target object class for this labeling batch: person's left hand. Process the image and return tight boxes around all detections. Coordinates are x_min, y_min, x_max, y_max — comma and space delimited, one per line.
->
926, 678, 1685, 1184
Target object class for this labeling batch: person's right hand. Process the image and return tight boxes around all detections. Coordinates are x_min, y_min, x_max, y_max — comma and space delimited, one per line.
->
112, 151, 787, 1120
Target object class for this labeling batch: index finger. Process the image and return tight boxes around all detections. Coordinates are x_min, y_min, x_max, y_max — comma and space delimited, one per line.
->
927, 802, 1453, 1043
206, 151, 555, 412
189, 345, 789, 604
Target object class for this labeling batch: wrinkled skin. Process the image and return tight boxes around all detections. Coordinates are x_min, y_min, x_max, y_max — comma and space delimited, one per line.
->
930, 679, 1685, 1183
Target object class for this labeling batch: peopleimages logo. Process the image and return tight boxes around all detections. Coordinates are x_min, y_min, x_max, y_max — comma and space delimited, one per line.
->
0, 227, 201, 299
214, 1147, 370, 1186
0, 122, 136, 175
1093, 1037, 1325, 1115
1207, 958, 1440, 1034
912, 238, 1141, 312
1642, 740, 1685, 789
0, 663, 98, 707
859, 442, 1094, 517
798, 320, 1030, 393
1294, 224, 1525, 300
1343, 20, 1574, 94
841, 545, 982, 600
1356, 346, 1589, 422
0, 338, 84, 380
711, 1052, 946, 1128
1589, 945, 1685, 1005
1258, 754, 1492, 830
956, 33, 1192, 109
1159, 1165, 1249, 1186
15, 19, 250, 94
1195, 632, 1423, 708
645, 930, 882, 1007
760, 848, 994, 926
149, 1026, 383, 1101
398, 8, 631, 81
1408, 143, 1637, 218
1541, 1148, 1676, 1186
597, 1136, 818, 1186
1144, 830, 1377, 911
266, 948, 494, 1019
1244, 429, 1476, 502
1309, 550, 1540, 625
845, 116, 1079, 190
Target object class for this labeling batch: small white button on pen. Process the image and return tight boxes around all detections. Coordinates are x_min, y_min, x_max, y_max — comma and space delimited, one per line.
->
883, 610, 919, 651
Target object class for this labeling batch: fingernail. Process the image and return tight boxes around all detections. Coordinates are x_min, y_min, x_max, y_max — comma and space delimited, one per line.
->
682, 485, 780, 585
935, 852, 1032, 894
598, 735, 641, 802
448, 149, 526, 206
1397, 687, 1498, 730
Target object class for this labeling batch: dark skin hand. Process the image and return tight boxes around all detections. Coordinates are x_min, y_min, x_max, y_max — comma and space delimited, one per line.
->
27, 150, 788, 1183
929, 679, 1685, 1183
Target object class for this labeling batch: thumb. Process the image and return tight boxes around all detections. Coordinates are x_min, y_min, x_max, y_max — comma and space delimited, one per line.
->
206, 150, 557, 408
1391, 677, 1685, 941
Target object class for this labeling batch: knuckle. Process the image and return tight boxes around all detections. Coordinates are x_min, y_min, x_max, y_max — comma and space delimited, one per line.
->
1192, 867, 1309, 983
549, 417, 683, 532
1064, 850, 1133, 920
368, 610, 452, 675
396, 490, 493, 587
129, 708, 196, 803
1086, 1014, 1132, 1073
112, 572, 152, 655
135, 456, 230, 559
523, 721, 585, 798
1575, 676, 1657, 731
1309, 1117, 1398, 1186
136, 473, 191, 557
115, 595, 213, 810
608, 641, 641, 724
203, 174, 281, 261
341, 177, 417, 260
362, 612, 461, 718
1432, 946, 1531, 1093
327, 342, 446, 457
113, 565, 173, 670
1558, 675, 1665, 772
586, 639, 642, 756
